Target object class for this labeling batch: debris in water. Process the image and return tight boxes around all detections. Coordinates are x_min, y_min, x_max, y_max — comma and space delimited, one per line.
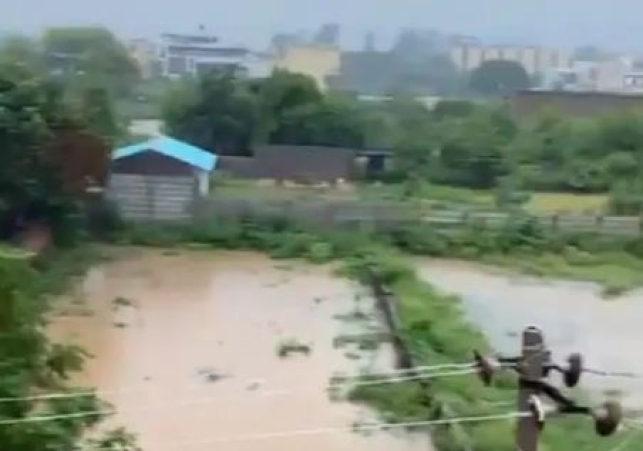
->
198, 367, 229, 383
277, 338, 312, 358
246, 379, 264, 391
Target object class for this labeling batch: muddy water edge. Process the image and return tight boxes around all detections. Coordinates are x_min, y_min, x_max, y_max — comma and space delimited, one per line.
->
49, 247, 432, 451
414, 258, 643, 410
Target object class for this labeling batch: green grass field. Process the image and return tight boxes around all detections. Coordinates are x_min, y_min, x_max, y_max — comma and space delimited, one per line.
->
211, 178, 609, 214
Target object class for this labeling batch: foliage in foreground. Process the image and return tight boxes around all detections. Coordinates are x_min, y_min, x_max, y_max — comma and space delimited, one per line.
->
0, 248, 136, 450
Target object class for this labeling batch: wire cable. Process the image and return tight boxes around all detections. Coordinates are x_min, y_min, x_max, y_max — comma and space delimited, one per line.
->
584, 368, 643, 379
0, 361, 476, 404
0, 368, 479, 426
81, 411, 529, 450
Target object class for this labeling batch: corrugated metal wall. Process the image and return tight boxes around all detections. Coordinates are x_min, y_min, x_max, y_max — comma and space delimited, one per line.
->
218, 146, 357, 182
108, 174, 196, 221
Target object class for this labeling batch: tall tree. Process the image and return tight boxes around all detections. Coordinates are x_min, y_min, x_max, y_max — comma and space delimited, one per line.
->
43, 27, 139, 97
80, 87, 120, 144
0, 66, 109, 236
269, 95, 365, 148
163, 72, 259, 155
257, 70, 323, 142
0, 35, 45, 75
469, 60, 530, 96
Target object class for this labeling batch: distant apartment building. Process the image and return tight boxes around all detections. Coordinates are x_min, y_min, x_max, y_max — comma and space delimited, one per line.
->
541, 57, 643, 93
450, 44, 572, 76
158, 32, 273, 79
274, 45, 340, 91
594, 58, 643, 93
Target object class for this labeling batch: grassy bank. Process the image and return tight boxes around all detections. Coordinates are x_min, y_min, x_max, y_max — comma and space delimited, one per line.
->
340, 248, 629, 451
116, 212, 643, 295
110, 218, 638, 451
386, 218, 643, 297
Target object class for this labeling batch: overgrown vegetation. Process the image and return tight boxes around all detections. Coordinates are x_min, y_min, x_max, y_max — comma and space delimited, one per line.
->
342, 251, 627, 451
114, 210, 643, 295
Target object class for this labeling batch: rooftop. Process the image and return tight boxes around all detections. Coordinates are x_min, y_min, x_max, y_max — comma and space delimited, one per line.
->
113, 135, 217, 171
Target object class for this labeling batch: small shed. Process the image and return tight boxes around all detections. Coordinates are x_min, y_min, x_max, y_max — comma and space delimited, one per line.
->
108, 136, 217, 221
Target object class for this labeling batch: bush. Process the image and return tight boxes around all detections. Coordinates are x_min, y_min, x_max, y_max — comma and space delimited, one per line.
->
608, 181, 643, 214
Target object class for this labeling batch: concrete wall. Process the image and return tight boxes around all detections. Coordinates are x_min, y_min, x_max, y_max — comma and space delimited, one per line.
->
218, 146, 356, 183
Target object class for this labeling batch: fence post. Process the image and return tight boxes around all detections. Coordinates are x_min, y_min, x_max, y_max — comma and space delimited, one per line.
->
596, 214, 604, 235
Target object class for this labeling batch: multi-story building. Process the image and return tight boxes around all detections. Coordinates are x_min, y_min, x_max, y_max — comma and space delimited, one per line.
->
541, 57, 643, 93
450, 44, 572, 76
158, 32, 273, 79
274, 45, 340, 91
594, 58, 643, 93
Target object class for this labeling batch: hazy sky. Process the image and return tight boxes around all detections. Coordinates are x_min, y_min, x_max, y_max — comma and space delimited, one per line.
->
0, 0, 641, 51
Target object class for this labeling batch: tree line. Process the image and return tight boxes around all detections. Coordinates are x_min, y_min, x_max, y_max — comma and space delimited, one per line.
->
163, 68, 643, 213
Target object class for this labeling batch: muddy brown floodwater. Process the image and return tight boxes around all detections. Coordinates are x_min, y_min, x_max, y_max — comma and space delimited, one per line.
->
50, 248, 432, 451
414, 258, 643, 410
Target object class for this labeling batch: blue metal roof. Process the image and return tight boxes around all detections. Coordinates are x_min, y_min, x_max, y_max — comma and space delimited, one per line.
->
113, 135, 217, 171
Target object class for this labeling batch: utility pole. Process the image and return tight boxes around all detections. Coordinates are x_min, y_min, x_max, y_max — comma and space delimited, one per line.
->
474, 326, 621, 450
516, 326, 546, 451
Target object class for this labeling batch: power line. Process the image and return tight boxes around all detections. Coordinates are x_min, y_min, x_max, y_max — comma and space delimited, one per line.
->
0, 362, 476, 404
584, 368, 643, 380
0, 368, 478, 426
80, 411, 529, 450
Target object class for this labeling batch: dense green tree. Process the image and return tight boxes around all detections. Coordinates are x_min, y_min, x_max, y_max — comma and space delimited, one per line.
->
469, 60, 530, 96
432, 100, 476, 119
0, 35, 45, 75
80, 87, 121, 144
163, 72, 259, 155
0, 65, 111, 239
43, 27, 139, 97
433, 111, 512, 188
257, 70, 323, 142
269, 95, 365, 148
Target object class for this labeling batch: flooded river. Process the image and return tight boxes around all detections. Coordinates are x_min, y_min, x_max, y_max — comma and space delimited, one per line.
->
414, 259, 643, 409
51, 248, 431, 451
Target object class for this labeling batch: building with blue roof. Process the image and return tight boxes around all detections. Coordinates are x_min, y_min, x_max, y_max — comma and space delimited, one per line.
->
108, 136, 218, 221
